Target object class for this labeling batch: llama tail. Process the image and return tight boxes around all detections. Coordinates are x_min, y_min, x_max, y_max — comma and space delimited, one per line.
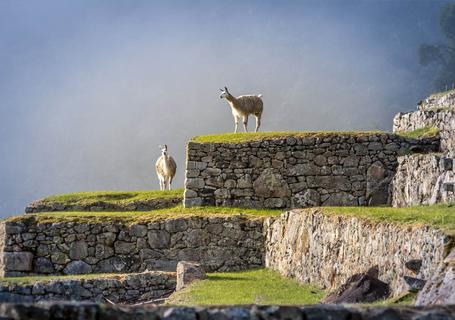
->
257, 94, 263, 98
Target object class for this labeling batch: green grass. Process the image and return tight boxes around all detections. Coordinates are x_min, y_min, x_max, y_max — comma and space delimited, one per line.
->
323, 204, 455, 234
166, 268, 325, 305
429, 88, 455, 98
395, 126, 440, 139
190, 131, 385, 144
0, 273, 126, 285
368, 291, 417, 306
8, 205, 282, 224
39, 189, 183, 205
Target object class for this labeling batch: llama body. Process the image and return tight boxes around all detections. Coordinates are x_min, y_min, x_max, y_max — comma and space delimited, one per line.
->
155, 145, 177, 190
220, 87, 263, 132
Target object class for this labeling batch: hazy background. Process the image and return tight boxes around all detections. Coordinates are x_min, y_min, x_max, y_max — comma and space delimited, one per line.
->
0, 0, 449, 216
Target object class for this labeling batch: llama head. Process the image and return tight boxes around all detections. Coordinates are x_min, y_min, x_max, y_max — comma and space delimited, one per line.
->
159, 144, 168, 156
219, 86, 230, 99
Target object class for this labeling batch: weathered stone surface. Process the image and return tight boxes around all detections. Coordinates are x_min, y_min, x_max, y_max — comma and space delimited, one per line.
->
69, 241, 88, 260
0, 271, 175, 304
405, 259, 422, 274
265, 209, 448, 296
176, 261, 206, 291
416, 247, 455, 305
253, 169, 290, 198
293, 189, 320, 207
184, 133, 438, 209
0, 302, 454, 320
3, 252, 33, 272
322, 269, 390, 304
63, 261, 92, 275
391, 154, 455, 207
403, 276, 426, 292
0, 215, 265, 276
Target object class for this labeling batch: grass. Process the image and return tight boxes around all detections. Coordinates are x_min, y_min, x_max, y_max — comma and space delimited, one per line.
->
166, 268, 325, 305
395, 126, 440, 139
322, 204, 455, 234
0, 273, 126, 285
368, 291, 417, 306
8, 205, 282, 224
39, 189, 183, 205
190, 131, 385, 144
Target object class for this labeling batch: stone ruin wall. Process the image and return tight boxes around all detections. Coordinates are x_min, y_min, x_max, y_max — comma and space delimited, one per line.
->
0, 271, 175, 304
265, 209, 451, 297
391, 154, 455, 207
0, 216, 264, 277
184, 134, 439, 209
391, 91, 455, 207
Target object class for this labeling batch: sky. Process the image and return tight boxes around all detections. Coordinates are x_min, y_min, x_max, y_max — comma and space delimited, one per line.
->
0, 0, 450, 216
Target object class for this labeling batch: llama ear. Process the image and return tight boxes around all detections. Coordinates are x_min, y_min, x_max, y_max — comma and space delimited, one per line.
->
220, 88, 224, 92
164, 144, 168, 151
224, 86, 228, 92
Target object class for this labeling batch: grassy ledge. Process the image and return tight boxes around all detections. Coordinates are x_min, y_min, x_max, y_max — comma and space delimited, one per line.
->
0, 273, 129, 285
190, 131, 385, 144
39, 189, 183, 205
166, 268, 325, 305
7, 205, 282, 224
395, 127, 440, 139
321, 204, 455, 234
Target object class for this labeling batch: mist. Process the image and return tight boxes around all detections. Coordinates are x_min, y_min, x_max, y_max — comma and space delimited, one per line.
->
0, 0, 449, 216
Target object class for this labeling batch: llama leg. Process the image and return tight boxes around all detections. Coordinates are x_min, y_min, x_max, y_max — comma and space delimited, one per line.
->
243, 116, 249, 132
254, 115, 261, 132
234, 116, 240, 133
168, 178, 172, 191
159, 178, 164, 190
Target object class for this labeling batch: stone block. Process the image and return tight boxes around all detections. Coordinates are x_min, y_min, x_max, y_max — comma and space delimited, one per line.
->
176, 261, 206, 291
3, 252, 33, 271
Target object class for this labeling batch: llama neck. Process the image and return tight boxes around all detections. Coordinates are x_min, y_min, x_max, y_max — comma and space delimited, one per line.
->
225, 94, 237, 104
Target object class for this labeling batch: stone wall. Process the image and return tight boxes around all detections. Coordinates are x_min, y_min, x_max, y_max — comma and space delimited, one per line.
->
1, 302, 455, 320
391, 154, 455, 207
393, 110, 455, 153
265, 209, 451, 296
417, 90, 455, 112
0, 215, 264, 277
0, 271, 175, 304
25, 197, 182, 213
184, 133, 439, 209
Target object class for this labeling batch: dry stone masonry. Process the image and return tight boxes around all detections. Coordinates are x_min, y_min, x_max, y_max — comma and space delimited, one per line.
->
0, 216, 264, 277
0, 302, 455, 320
265, 209, 451, 296
391, 154, 455, 207
184, 133, 438, 209
25, 197, 182, 213
0, 271, 175, 304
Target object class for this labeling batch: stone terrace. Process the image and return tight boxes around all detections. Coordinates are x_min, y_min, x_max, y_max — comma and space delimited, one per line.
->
184, 132, 439, 209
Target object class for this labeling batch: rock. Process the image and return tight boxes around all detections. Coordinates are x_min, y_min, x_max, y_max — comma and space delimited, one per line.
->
367, 161, 390, 206
114, 241, 136, 254
253, 169, 290, 198
322, 270, 390, 304
3, 252, 33, 271
405, 259, 422, 274
130, 225, 148, 237
147, 230, 171, 249
33, 257, 54, 274
69, 241, 88, 260
403, 276, 426, 292
176, 261, 206, 291
293, 189, 320, 207
63, 260, 92, 275
322, 192, 357, 206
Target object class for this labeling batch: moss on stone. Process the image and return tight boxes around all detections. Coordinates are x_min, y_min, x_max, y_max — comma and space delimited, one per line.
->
0, 273, 126, 285
190, 131, 386, 144
39, 189, 183, 206
322, 204, 455, 234
395, 127, 440, 139
7, 205, 282, 224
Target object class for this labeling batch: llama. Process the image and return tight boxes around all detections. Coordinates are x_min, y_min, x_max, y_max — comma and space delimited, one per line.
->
219, 86, 263, 133
155, 144, 177, 190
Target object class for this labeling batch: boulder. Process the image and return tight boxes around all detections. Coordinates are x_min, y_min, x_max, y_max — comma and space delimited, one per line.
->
176, 261, 206, 291
293, 189, 321, 207
63, 261, 92, 275
322, 267, 390, 304
405, 259, 422, 274
253, 169, 290, 198
403, 276, 426, 292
